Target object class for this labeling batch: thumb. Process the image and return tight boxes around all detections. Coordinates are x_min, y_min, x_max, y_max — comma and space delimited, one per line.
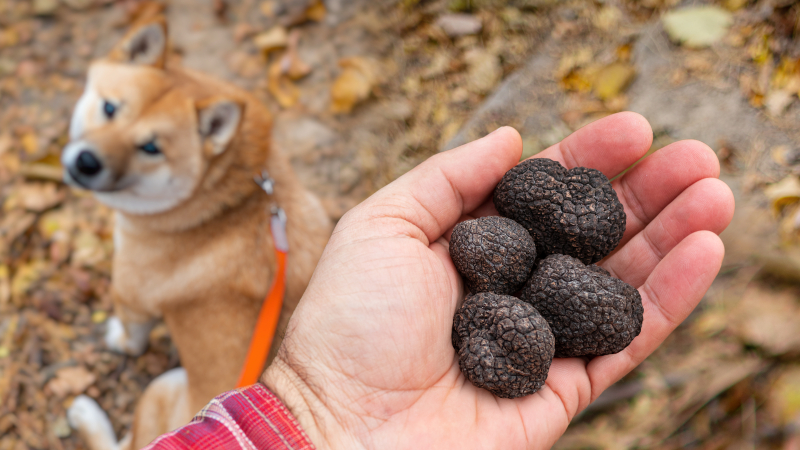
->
344, 127, 523, 245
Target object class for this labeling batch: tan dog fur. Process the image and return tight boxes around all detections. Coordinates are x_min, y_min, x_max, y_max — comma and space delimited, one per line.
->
63, 17, 331, 450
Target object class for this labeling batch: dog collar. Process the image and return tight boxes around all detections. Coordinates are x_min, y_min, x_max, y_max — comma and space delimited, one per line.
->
236, 171, 288, 388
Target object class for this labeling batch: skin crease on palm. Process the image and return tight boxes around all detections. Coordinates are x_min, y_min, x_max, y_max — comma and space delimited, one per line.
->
261, 112, 736, 450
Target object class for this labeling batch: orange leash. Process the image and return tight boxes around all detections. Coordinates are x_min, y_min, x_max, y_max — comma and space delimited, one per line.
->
236, 174, 288, 388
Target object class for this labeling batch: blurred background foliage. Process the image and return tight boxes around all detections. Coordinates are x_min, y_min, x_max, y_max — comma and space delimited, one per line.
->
1, 0, 800, 448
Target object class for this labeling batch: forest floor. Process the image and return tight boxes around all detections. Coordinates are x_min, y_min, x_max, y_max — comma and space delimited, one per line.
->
2, 0, 800, 448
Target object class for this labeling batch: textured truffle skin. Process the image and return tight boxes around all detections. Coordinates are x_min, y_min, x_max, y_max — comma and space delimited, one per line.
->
521, 254, 643, 358
452, 292, 555, 398
493, 158, 626, 264
449, 216, 537, 295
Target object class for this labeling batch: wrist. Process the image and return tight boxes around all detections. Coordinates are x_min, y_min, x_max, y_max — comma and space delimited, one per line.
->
262, 354, 364, 450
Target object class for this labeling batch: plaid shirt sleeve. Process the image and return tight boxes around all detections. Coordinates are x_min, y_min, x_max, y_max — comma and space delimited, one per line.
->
142, 383, 317, 450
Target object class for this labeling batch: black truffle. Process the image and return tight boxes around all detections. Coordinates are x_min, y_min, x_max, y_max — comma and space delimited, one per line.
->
493, 158, 626, 265
452, 292, 555, 398
521, 254, 643, 358
449, 216, 537, 295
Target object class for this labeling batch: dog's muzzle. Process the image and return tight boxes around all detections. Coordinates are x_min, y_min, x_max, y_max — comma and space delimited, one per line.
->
61, 141, 116, 191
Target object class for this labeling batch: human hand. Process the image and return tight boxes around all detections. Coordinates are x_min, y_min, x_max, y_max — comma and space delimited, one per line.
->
262, 113, 734, 449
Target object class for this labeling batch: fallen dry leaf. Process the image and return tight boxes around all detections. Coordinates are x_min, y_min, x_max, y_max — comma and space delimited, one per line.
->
593, 62, 636, 100
46, 366, 96, 398
253, 26, 288, 54
767, 366, 800, 426
779, 204, 800, 245
20, 132, 38, 155
305, 0, 326, 22
0, 209, 37, 249
62, 0, 93, 11
32, 0, 59, 15
11, 182, 65, 213
10, 260, 48, 304
765, 89, 794, 117
556, 47, 594, 78
0, 132, 12, 155
662, 6, 733, 48
765, 175, 800, 214
259, 0, 276, 18
464, 48, 501, 94
0, 265, 9, 306
18, 163, 63, 182
330, 57, 378, 114
593, 6, 622, 32
124, 1, 166, 26
764, 175, 800, 214
282, 30, 312, 80
91, 310, 107, 324
268, 58, 300, 108
71, 230, 107, 269
729, 285, 800, 356
227, 51, 263, 79
280, 0, 326, 26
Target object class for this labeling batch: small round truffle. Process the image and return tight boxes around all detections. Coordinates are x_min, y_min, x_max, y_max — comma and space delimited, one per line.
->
452, 292, 555, 398
449, 216, 537, 295
493, 158, 626, 264
521, 254, 643, 358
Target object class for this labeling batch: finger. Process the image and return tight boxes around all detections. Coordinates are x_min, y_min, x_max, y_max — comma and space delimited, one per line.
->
517, 357, 592, 445
444, 112, 653, 240
585, 231, 725, 399
344, 127, 523, 245
536, 111, 653, 178
603, 178, 734, 287
611, 139, 721, 250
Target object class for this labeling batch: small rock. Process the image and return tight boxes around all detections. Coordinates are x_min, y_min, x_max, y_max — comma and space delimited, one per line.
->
435, 13, 482, 38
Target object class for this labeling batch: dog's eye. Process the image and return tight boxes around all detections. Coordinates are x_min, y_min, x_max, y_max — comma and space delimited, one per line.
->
103, 101, 116, 119
139, 140, 161, 155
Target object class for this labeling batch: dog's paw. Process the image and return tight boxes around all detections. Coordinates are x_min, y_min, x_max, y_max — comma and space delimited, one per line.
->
68, 395, 120, 450
105, 316, 149, 356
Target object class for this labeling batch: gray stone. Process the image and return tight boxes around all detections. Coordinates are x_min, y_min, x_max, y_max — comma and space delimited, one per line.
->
435, 13, 483, 37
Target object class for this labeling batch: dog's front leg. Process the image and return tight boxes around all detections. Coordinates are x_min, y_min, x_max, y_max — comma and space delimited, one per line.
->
105, 290, 157, 356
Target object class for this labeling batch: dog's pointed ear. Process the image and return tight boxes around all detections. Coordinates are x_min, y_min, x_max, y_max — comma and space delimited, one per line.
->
196, 97, 245, 157
107, 16, 168, 68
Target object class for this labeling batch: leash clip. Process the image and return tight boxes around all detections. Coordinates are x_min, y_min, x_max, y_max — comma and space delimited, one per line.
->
254, 170, 275, 195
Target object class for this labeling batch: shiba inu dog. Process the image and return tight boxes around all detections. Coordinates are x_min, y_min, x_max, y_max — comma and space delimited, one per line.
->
62, 15, 332, 450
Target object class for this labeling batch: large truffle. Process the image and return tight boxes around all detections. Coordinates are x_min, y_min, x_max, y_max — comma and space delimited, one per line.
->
521, 254, 643, 358
452, 292, 555, 398
493, 158, 626, 264
449, 216, 537, 295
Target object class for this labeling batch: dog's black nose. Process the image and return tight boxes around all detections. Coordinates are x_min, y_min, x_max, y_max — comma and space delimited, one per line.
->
75, 151, 103, 176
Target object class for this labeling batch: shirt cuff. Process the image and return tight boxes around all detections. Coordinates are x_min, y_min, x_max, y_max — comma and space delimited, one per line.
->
142, 383, 316, 450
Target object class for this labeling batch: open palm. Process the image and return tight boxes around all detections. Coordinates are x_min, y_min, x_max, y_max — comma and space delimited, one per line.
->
262, 113, 734, 449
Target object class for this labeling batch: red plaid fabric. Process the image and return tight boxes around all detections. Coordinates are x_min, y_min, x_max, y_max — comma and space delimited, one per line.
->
143, 383, 316, 450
